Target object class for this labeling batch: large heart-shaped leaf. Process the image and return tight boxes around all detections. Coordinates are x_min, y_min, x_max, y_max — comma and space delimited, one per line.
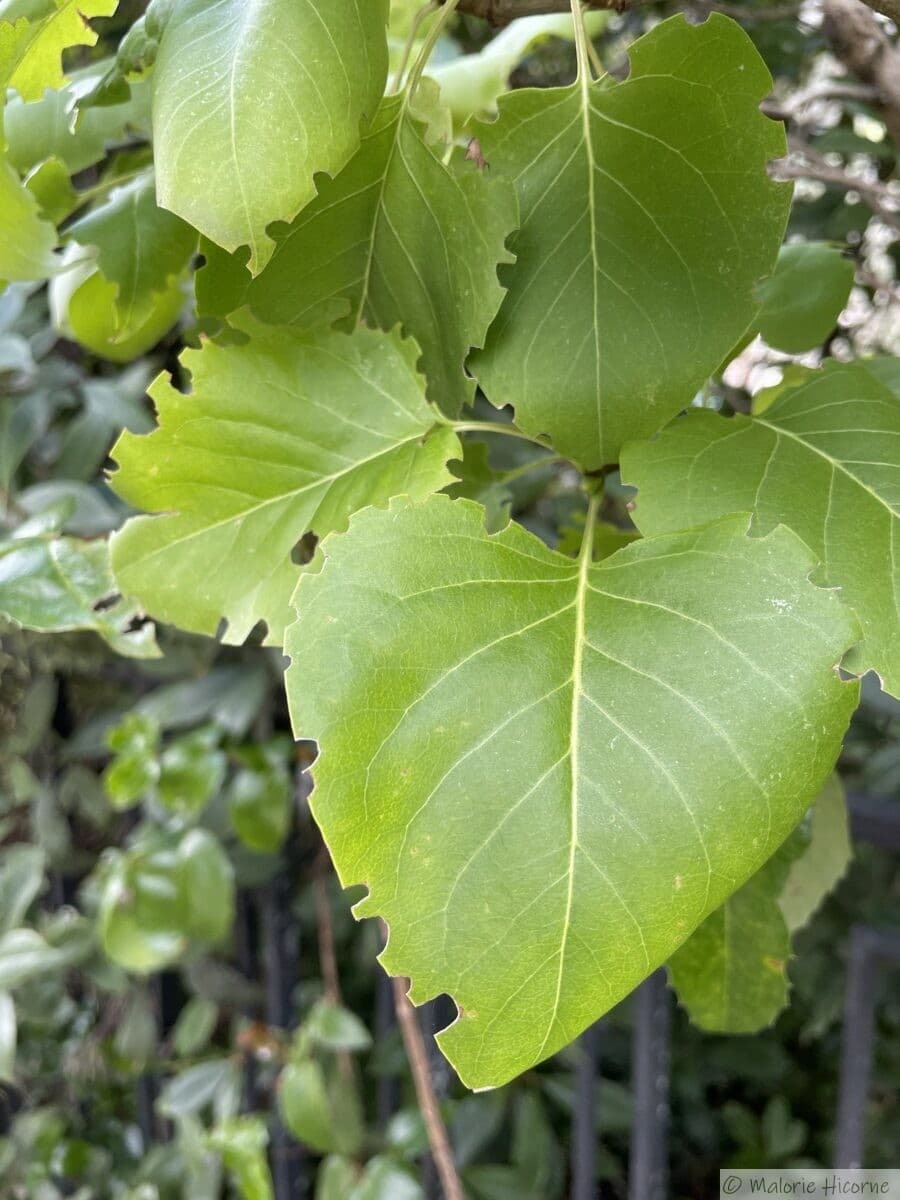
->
286, 496, 857, 1087
110, 323, 459, 644
468, 14, 789, 470
151, 0, 389, 273
621, 362, 900, 696
203, 87, 517, 416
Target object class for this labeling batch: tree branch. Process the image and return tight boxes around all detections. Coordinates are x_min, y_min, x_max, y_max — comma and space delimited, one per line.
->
392, 977, 466, 1200
822, 0, 900, 147
772, 140, 900, 231
452, 0, 896, 23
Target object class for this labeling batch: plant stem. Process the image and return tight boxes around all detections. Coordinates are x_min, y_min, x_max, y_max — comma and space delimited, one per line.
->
580, 488, 603, 565
407, 0, 462, 96
449, 419, 554, 450
392, 978, 466, 1200
390, 1, 438, 93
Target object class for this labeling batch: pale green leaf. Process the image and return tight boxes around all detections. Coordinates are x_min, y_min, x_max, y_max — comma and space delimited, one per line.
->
286, 496, 857, 1087
64, 171, 196, 330
0, 992, 15, 1081
668, 853, 790, 1034
110, 323, 460, 644
779, 772, 850, 933
0, 927, 66, 989
0, 157, 57, 282
0, 846, 45, 935
178, 829, 234, 945
4, 62, 150, 176
207, 1116, 274, 1200
469, 14, 789, 470
621, 361, 900, 696
228, 761, 292, 854
172, 996, 218, 1057
755, 242, 854, 354
0, 533, 160, 658
0, 0, 118, 101
205, 86, 517, 415
151, 0, 389, 273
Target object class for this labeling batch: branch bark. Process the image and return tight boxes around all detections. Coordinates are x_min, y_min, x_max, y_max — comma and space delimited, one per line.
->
391, 977, 466, 1200
452, 0, 891, 22
822, 0, 900, 148
773, 140, 900, 231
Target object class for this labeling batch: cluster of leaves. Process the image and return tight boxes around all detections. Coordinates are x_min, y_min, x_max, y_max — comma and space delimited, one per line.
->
1, 0, 900, 1192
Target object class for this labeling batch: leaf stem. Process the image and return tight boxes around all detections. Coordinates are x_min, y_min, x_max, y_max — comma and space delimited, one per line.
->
392, 977, 466, 1200
390, 1, 439, 94
407, 0, 462, 96
570, 0, 594, 83
580, 488, 603, 564
448, 418, 555, 450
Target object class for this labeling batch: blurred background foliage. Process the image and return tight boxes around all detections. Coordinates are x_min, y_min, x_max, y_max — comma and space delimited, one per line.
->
1, 0, 899, 1197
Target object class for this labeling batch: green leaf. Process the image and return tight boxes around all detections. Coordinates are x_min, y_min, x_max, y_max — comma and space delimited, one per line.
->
110, 323, 460, 644
172, 996, 218, 1057
667, 852, 791, 1033
4, 63, 150, 176
0, 928, 66, 989
0, 845, 45, 935
352, 1158, 423, 1200
468, 14, 789, 470
755, 242, 854, 354
621, 361, 900, 696
65, 171, 196, 332
0, 992, 15, 1082
99, 844, 187, 972
227, 759, 292, 854
779, 772, 850, 933
103, 713, 161, 810
0, 157, 57, 282
50, 244, 185, 362
207, 1116, 274, 1200
113, 988, 157, 1066
304, 999, 372, 1052
158, 727, 227, 816
0, 0, 118, 101
278, 1058, 335, 1153
286, 495, 857, 1087
159, 1059, 236, 1118
212, 86, 517, 415
151, 0, 390, 273
178, 829, 234, 945
0, 533, 160, 658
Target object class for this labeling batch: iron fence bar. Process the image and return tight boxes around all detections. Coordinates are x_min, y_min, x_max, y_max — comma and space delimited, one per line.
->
261, 870, 305, 1200
235, 889, 261, 1113
847, 793, 900, 851
571, 1022, 600, 1200
374, 965, 400, 1129
628, 969, 671, 1200
834, 925, 900, 1168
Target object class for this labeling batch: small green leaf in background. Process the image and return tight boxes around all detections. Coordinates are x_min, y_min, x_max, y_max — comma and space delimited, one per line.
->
0, 845, 45, 935
0, 928, 65, 991
279, 1058, 334, 1154
178, 830, 234, 945
351, 1158, 424, 1200
151, 0, 389, 272
172, 996, 218, 1057
779, 773, 851, 933
228, 744, 293, 854
755, 242, 855, 354
113, 988, 157, 1067
158, 727, 226, 816
315, 1156, 360, 1200
207, 1116, 274, 1200
99, 842, 186, 972
159, 1059, 237, 1119
0, 992, 16, 1082
104, 713, 160, 810
0, 534, 160, 658
304, 999, 372, 1053
668, 855, 792, 1034
621, 360, 900, 696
